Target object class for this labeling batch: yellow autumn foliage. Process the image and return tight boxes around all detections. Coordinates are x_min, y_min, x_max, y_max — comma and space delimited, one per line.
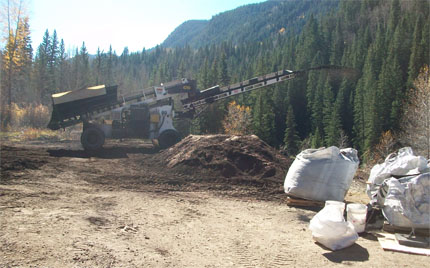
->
9, 103, 50, 129
223, 101, 252, 135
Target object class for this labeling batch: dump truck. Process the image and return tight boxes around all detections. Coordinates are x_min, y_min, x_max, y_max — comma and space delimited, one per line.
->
47, 65, 350, 150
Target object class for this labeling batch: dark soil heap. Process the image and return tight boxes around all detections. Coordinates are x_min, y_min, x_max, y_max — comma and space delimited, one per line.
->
160, 135, 291, 182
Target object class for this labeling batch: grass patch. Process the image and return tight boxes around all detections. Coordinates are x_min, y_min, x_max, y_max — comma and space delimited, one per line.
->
0, 125, 82, 142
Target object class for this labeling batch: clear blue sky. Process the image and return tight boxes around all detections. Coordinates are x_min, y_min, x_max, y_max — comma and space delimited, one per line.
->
30, 0, 265, 55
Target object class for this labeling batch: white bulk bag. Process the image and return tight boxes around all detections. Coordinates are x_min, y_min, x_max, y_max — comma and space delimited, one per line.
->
381, 173, 430, 229
309, 203, 359, 251
367, 147, 429, 199
284, 146, 359, 201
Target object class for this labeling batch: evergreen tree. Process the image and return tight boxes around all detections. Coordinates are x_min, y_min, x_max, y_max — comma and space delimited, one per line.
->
283, 104, 300, 156
57, 39, 68, 90
218, 52, 230, 86
407, 15, 425, 87
34, 30, 51, 102
387, 0, 401, 39
47, 30, 59, 92
322, 77, 334, 143
329, 18, 344, 66
325, 92, 343, 146
198, 58, 210, 89
352, 78, 366, 151
106, 45, 114, 85
377, 54, 403, 131
311, 127, 324, 148
297, 14, 325, 68
273, 84, 287, 147
94, 47, 103, 85
77, 42, 90, 88
71, 47, 80, 89
209, 58, 218, 86
337, 78, 353, 136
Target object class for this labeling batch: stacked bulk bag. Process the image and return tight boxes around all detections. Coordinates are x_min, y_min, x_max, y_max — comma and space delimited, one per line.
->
368, 147, 430, 228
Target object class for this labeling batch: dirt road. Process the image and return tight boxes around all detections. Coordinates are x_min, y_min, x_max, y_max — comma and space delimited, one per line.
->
0, 140, 428, 267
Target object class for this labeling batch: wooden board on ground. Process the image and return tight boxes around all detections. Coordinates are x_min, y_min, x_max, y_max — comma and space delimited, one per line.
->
383, 222, 430, 237
286, 196, 324, 207
375, 232, 430, 256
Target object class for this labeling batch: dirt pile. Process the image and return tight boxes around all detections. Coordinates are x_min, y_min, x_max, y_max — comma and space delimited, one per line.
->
160, 135, 291, 181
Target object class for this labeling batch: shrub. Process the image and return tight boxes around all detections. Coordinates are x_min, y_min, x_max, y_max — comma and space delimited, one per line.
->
9, 103, 50, 129
222, 101, 252, 135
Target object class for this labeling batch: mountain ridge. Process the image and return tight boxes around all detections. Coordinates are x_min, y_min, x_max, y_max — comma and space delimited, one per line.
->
162, 0, 339, 48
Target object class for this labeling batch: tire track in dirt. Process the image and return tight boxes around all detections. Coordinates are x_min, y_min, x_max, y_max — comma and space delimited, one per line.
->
263, 241, 296, 267
231, 238, 259, 268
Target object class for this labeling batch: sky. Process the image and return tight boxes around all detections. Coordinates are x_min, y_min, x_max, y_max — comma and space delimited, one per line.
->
30, 0, 265, 55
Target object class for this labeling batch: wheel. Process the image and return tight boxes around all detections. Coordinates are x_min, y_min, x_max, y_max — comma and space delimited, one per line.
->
81, 126, 105, 151
158, 129, 181, 149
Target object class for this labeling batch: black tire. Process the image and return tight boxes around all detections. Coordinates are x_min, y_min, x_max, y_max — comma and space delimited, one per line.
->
158, 129, 181, 149
81, 126, 105, 151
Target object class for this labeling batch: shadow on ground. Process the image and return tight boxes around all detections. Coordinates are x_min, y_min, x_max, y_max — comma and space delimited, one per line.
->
48, 146, 159, 159
322, 243, 369, 263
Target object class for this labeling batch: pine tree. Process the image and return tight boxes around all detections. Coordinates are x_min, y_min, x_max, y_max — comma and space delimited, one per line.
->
273, 84, 287, 147
387, 0, 401, 39
337, 78, 353, 136
77, 42, 90, 88
329, 19, 344, 66
94, 47, 103, 85
48, 29, 59, 92
352, 78, 366, 151
322, 77, 334, 143
407, 15, 426, 87
297, 14, 325, 68
283, 104, 300, 156
34, 30, 51, 102
177, 60, 186, 79
218, 52, 230, 86
377, 53, 403, 131
209, 58, 218, 86
325, 92, 343, 146
198, 58, 211, 89
57, 39, 68, 90
350, 26, 371, 70
106, 45, 114, 86
353, 45, 379, 152
252, 86, 276, 145
311, 127, 324, 148
71, 47, 80, 89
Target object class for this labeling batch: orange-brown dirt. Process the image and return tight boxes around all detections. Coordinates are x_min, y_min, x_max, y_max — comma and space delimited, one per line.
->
0, 135, 428, 267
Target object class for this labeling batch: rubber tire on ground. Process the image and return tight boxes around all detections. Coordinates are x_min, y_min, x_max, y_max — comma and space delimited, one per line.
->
81, 126, 105, 151
158, 129, 181, 149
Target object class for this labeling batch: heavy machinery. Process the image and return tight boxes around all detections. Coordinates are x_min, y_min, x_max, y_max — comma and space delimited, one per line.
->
47, 65, 349, 150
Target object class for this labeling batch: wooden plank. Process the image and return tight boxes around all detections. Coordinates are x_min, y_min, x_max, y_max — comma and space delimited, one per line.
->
376, 232, 430, 256
383, 222, 430, 237
286, 197, 324, 207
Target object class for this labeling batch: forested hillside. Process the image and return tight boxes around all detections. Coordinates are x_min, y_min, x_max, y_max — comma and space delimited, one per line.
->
162, 20, 208, 48
163, 0, 339, 48
1, 0, 429, 161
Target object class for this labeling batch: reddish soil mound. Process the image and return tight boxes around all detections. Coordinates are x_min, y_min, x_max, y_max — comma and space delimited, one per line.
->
160, 135, 291, 182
